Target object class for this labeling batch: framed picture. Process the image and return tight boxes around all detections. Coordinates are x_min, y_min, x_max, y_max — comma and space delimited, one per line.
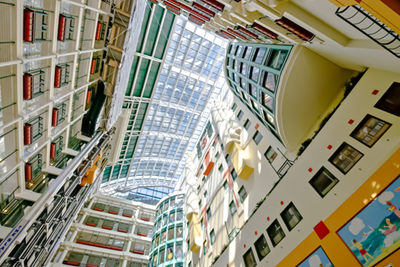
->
337, 174, 400, 267
296, 247, 334, 267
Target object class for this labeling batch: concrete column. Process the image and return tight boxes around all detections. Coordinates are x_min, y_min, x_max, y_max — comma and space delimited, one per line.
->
69, 230, 79, 242
88, 196, 96, 209
58, 249, 69, 263
126, 240, 132, 252
79, 212, 87, 224
121, 259, 128, 267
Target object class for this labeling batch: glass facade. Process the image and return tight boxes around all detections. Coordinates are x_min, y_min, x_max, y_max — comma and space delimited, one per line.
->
225, 42, 292, 140
150, 194, 186, 267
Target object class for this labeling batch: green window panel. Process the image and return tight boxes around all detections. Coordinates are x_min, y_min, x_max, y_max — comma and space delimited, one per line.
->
120, 164, 130, 178
142, 62, 161, 98
144, 5, 165, 56
111, 165, 121, 180
134, 103, 148, 130
132, 59, 150, 97
102, 166, 112, 183
154, 12, 174, 59
125, 136, 138, 159
136, 3, 152, 53
125, 56, 139, 96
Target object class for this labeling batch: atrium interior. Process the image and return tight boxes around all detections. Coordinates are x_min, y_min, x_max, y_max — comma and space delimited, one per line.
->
0, 0, 399, 267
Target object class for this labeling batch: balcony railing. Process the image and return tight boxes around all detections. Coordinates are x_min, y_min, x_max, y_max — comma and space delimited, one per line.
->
336, 5, 400, 58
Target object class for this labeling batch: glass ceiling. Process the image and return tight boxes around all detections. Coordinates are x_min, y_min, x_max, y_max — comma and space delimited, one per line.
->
100, 16, 227, 203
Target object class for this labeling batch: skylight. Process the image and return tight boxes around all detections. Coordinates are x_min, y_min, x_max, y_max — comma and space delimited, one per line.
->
100, 16, 227, 203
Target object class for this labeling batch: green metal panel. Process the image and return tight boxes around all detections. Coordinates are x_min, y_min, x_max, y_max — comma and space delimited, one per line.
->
102, 166, 111, 183
136, 3, 152, 53
125, 136, 138, 159
111, 165, 121, 181
120, 164, 130, 178
143, 5, 165, 56
143, 62, 161, 98
132, 59, 150, 97
125, 56, 139, 96
154, 12, 174, 59
134, 103, 148, 130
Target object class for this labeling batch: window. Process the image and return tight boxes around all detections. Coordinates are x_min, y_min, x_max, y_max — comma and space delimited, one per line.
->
267, 219, 285, 247
231, 168, 237, 181
188, 261, 192, 267
210, 229, 216, 245
328, 142, 363, 174
251, 100, 260, 114
259, 90, 273, 111
202, 176, 205, 182
244, 119, 251, 130
280, 202, 302, 231
374, 82, 400, 116
243, 248, 257, 267
229, 201, 237, 215
221, 143, 224, 151
218, 164, 223, 172
168, 227, 174, 240
350, 114, 391, 147
203, 240, 208, 255
204, 191, 207, 199
238, 186, 247, 202
237, 110, 244, 120
199, 200, 202, 211
167, 245, 174, 261
225, 154, 230, 163
240, 62, 247, 75
249, 66, 260, 82
243, 47, 252, 60
206, 208, 212, 220
236, 45, 243, 56
176, 243, 183, 259
265, 50, 288, 70
253, 131, 263, 145
242, 91, 249, 103
187, 241, 190, 252
223, 181, 229, 190
159, 247, 165, 264
197, 185, 200, 194
260, 71, 276, 92
264, 147, 278, 163
215, 151, 220, 159
200, 219, 203, 230
254, 234, 270, 261
263, 110, 275, 126
240, 77, 246, 89
253, 47, 266, 64
231, 103, 237, 111
248, 83, 257, 98
309, 167, 339, 198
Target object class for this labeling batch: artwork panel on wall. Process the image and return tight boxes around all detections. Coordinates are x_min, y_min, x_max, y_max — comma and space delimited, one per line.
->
296, 247, 334, 267
338, 174, 400, 267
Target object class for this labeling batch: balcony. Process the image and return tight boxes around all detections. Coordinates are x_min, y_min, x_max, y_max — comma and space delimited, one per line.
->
63, 251, 122, 267
336, 5, 400, 58
76, 232, 126, 251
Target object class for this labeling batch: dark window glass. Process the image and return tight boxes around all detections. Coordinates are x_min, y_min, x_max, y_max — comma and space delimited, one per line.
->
254, 234, 270, 261
244, 119, 251, 130
309, 167, 339, 198
253, 131, 263, 145
249, 66, 260, 82
259, 91, 273, 111
231, 168, 237, 181
243, 248, 257, 267
243, 47, 253, 59
248, 83, 257, 98
260, 71, 276, 92
240, 62, 247, 75
350, 114, 391, 147
264, 147, 278, 163
206, 208, 212, 220
253, 47, 266, 64
328, 142, 363, 174
267, 219, 285, 247
229, 201, 237, 215
231, 103, 237, 111
239, 186, 247, 202
237, 110, 244, 120
280, 202, 302, 231
210, 229, 216, 244
374, 82, 400, 116
265, 50, 288, 70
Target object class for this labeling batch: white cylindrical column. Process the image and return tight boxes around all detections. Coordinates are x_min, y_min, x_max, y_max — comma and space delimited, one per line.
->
58, 249, 69, 263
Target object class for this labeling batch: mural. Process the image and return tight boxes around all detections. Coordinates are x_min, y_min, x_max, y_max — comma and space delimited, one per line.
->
297, 247, 334, 267
338, 174, 400, 266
